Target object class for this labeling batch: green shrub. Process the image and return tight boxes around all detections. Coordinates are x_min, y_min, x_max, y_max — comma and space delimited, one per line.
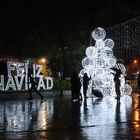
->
53, 78, 71, 90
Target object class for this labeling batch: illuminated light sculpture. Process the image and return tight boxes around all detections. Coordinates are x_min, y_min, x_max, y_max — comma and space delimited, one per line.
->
80, 27, 132, 97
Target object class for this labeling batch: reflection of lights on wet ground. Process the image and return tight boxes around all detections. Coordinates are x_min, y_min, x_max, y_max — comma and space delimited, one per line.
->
134, 111, 140, 120
133, 115, 140, 132
38, 102, 48, 130
80, 95, 132, 139
80, 96, 132, 125
133, 111, 140, 129
133, 98, 139, 110
13, 115, 17, 128
132, 93, 140, 134
134, 121, 140, 128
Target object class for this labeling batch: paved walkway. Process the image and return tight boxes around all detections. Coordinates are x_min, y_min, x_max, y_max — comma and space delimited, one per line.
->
0, 92, 140, 140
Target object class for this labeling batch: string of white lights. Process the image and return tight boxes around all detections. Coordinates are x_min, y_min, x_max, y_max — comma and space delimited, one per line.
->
80, 27, 132, 97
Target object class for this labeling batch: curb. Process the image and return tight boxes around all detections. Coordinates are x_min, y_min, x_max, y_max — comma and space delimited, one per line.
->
0, 90, 71, 100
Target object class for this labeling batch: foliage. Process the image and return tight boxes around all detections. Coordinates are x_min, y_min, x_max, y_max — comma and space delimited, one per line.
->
52, 78, 71, 90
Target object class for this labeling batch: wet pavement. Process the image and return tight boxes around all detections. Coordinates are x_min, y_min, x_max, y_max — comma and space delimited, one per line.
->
0, 93, 140, 140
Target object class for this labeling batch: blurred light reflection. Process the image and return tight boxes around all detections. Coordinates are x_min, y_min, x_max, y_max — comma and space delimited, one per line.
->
38, 102, 48, 130
132, 93, 140, 135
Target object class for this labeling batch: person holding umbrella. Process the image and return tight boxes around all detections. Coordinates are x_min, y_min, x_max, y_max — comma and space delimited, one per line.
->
110, 67, 122, 100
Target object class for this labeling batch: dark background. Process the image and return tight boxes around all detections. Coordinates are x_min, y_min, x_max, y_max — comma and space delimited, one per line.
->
0, 0, 140, 57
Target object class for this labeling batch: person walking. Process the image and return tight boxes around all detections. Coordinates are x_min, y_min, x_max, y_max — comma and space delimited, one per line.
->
83, 73, 90, 100
28, 74, 44, 101
71, 72, 82, 102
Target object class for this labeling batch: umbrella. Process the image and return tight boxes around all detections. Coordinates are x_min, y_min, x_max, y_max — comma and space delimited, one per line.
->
110, 67, 122, 75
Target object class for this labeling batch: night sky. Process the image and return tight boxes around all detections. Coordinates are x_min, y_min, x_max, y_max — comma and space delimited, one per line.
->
0, 0, 140, 58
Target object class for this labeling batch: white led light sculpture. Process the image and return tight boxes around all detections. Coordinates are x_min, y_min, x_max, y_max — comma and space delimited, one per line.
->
80, 27, 132, 97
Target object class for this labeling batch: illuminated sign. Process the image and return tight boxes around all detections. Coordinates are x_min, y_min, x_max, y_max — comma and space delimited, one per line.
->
0, 61, 53, 91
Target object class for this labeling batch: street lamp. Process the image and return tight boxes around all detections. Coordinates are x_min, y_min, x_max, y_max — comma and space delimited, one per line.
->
133, 59, 138, 64
38, 58, 48, 77
133, 59, 139, 74
39, 58, 46, 64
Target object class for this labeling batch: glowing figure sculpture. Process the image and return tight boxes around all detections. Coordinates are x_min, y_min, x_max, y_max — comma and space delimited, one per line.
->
80, 27, 132, 97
